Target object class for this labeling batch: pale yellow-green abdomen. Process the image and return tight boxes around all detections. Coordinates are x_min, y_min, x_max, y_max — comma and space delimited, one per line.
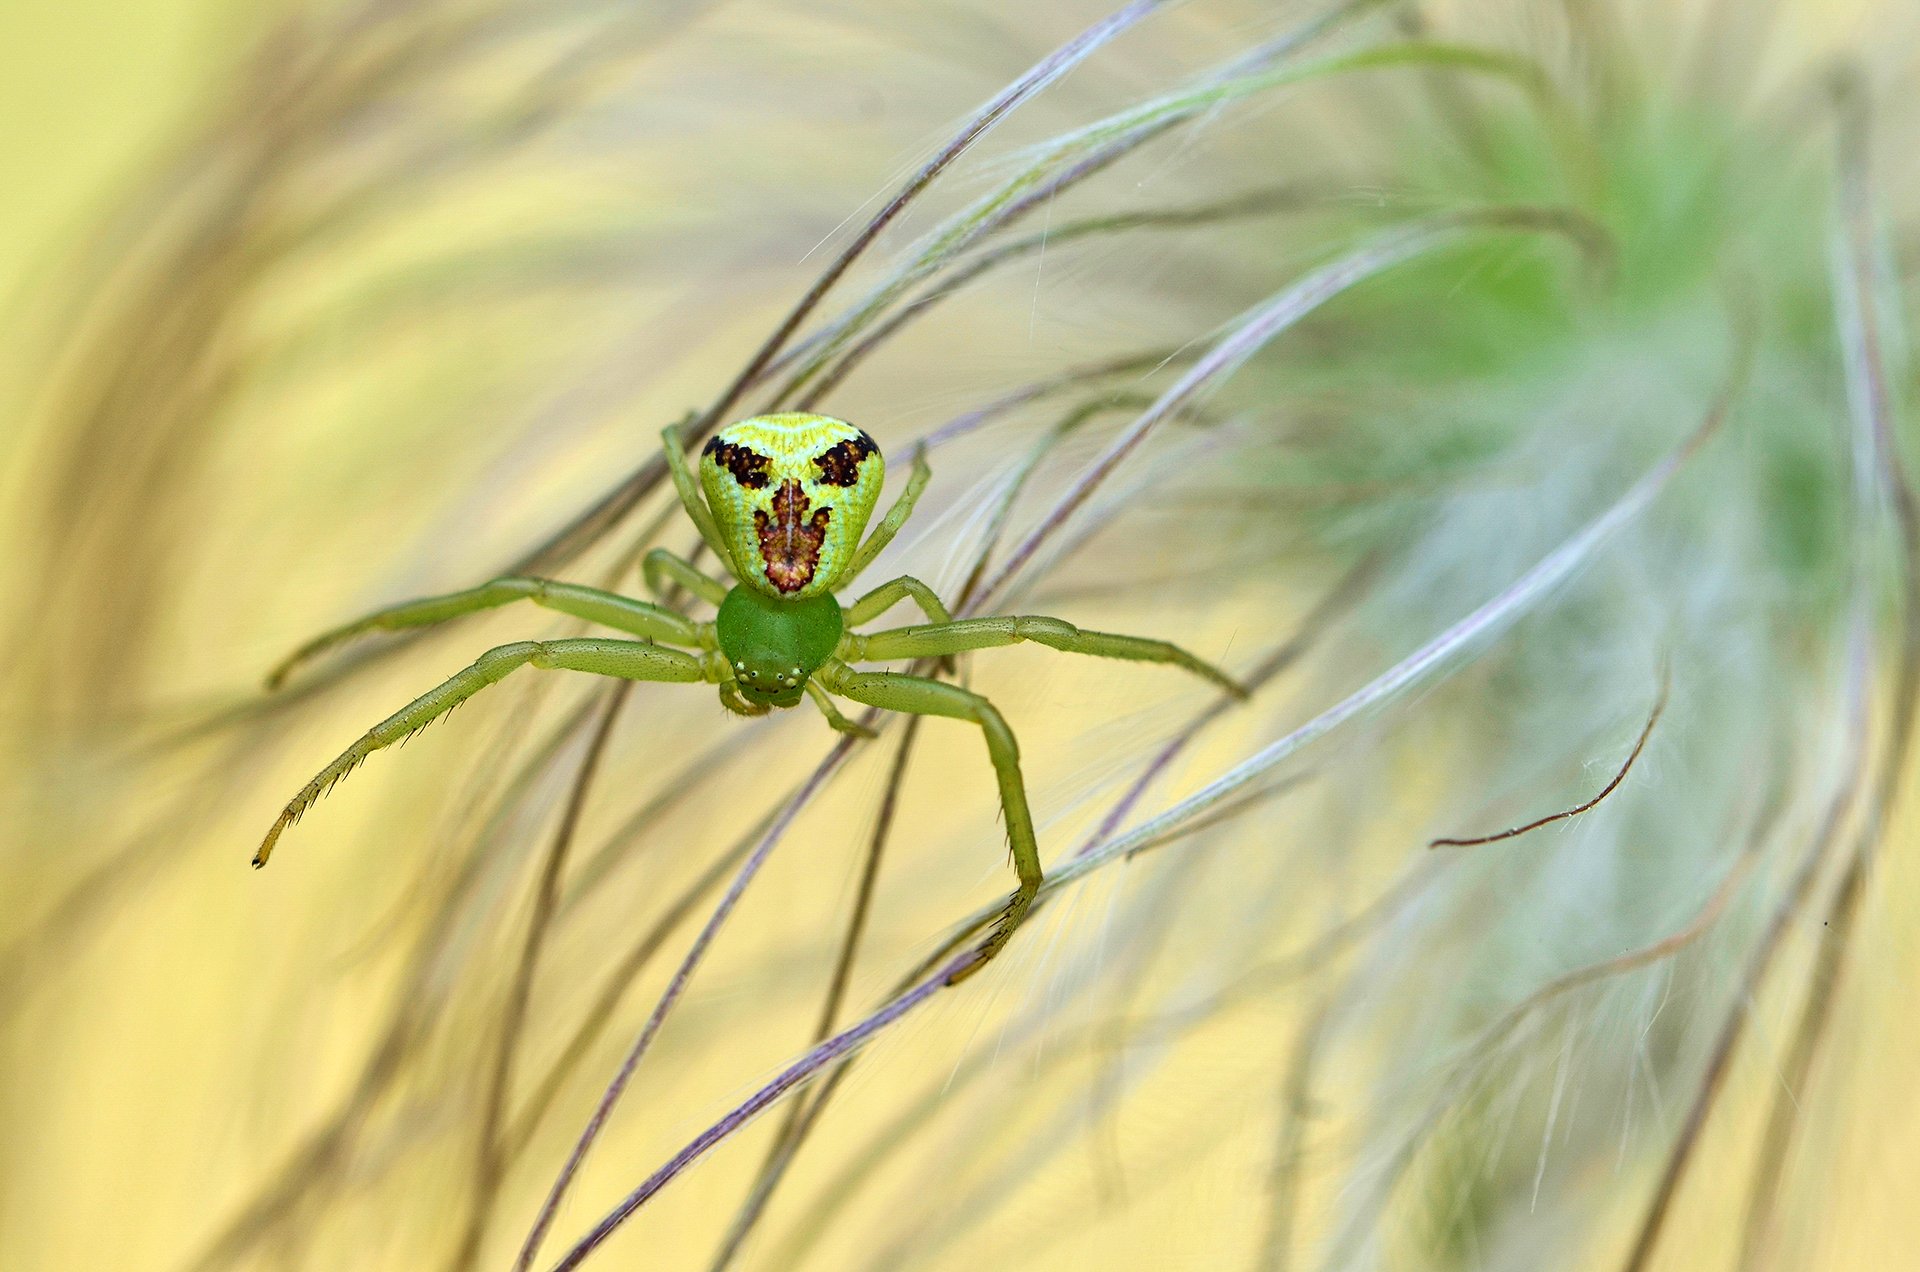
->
699, 413, 884, 599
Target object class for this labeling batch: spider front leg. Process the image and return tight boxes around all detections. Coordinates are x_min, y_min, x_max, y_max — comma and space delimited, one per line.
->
255, 638, 707, 866
805, 681, 877, 737
643, 547, 730, 608
837, 444, 930, 588
661, 421, 741, 579
844, 574, 952, 627
844, 574, 959, 676
816, 662, 1038, 982
719, 681, 772, 718
266, 577, 701, 689
849, 616, 1247, 697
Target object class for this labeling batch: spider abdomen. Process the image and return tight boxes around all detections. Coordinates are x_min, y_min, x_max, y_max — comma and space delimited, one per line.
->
699, 413, 883, 598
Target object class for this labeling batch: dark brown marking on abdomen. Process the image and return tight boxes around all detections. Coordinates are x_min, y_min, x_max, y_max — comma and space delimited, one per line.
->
754, 480, 833, 592
812, 432, 878, 487
705, 438, 772, 489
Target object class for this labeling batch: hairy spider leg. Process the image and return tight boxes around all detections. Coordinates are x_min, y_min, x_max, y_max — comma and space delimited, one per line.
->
837, 444, 931, 587
815, 663, 1036, 982
642, 547, 730, 608
844, 574, 952, 627
257, 417, 1250, 987
805, 681, 877, 737
849, 615, 1247, 698
662, 422, 740, 578
254, 638, 707, 866
265, 578, 701, 689
718, 681, 772, 717
845, 574, 963, 677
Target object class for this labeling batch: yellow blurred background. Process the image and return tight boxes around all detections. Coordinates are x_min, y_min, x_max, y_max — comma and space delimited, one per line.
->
4, 3, 1919, 1270
0, 1, 235, 302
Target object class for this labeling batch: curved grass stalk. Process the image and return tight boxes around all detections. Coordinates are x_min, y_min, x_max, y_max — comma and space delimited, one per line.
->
853, 872, 1288, 1272
756, 185, 1321, 394
501, 807, 779, 1162
1619, 628, 1873, 1272
523, 327, 1738, 1268
792, 186, 1325, 410
1039, 350, 1735, 891
446, 684, 629, 1272
711, 559, 1376, 1269
976, 205, 1611, 605
183, 690, 610, 1271
704, 719, 921, 1272
772, 35, 1568, 407
559, 449, 1725, 1250
511, 0, 1168, 577
1428, 669, 1668, 848
1734, 76, 1920, 1269
693, 409, 1202, 1265
919, 347, 1195, 450
955, 394, 1158, 604
1319, 776, 1793, 1272
513, 735, 862, 1270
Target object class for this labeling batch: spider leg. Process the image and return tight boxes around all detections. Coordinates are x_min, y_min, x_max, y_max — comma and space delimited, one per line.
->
816, 662, 1038, 981
837, 444, 930, 588
843, 573, 952, 627
643, 547, 730, 608
255, 638, 707, 866
266, 578, 700, 689
718, 681, 771, 717
804, 681, 877, 737
849, 616, 1247, 698
661, 422, 740, 577
842, 574, 960, 677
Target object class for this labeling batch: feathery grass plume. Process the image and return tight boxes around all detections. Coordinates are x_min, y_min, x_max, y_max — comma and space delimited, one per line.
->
1, 1, 1915, 1270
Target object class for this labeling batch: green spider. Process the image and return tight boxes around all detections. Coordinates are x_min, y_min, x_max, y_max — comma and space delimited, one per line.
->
255, 413, 1245, 978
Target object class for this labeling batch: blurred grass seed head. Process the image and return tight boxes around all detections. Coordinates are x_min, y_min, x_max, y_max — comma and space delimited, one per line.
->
2, 1, 1918, 1270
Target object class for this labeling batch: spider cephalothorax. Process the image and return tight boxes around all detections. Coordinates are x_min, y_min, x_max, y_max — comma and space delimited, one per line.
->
256, 413, 1245, 979
715, 586, 841, 708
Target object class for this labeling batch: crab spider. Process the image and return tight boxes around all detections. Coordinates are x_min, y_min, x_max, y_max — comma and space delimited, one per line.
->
256, 414, 1245, 980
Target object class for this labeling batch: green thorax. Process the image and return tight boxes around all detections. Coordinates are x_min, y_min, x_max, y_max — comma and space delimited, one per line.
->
715, 585, 844, 707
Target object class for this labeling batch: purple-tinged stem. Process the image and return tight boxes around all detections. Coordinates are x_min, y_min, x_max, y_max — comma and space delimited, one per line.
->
512, 737, 858, 1271
547, 961, 962, 1271
513, 0, 1166, 575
